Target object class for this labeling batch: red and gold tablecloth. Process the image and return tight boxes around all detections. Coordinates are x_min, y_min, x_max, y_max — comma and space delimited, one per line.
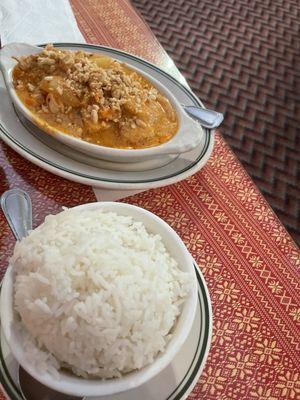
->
0, 1, 299, 399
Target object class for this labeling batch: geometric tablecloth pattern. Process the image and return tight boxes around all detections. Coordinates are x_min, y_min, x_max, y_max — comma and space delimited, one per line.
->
0, 0, 299, 399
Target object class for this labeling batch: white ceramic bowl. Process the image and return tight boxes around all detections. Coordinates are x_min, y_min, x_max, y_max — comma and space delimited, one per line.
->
0, 201, 198, 397
0, 42, 204, 163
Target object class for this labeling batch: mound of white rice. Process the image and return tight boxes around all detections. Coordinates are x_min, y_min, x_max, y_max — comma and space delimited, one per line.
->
12, 208, 191, 379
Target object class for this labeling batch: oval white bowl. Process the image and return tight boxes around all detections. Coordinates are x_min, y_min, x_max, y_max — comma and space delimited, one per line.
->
0, 201, 198, 397
0, 43, 204, 163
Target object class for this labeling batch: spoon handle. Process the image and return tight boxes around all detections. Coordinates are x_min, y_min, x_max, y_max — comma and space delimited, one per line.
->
184, 105, 224, 129
1, 188, 32, 241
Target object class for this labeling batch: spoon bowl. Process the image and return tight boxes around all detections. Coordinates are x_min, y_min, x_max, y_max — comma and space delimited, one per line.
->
19, 367, 83, 400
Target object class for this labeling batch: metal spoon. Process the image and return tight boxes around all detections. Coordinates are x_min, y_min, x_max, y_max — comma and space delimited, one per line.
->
1, 188, 83, 400
1, 188, 32, 241
19, 368, 82, 400
183, 105, 224, 129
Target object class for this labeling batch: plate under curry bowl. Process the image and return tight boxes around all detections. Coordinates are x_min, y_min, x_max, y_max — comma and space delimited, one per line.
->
0, 43, 214, 189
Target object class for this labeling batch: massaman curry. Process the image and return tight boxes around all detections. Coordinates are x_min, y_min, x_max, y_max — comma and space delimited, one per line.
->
12, 45, 178, 149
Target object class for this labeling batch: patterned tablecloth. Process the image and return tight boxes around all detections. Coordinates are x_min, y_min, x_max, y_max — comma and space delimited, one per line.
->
0, 0, 299, 399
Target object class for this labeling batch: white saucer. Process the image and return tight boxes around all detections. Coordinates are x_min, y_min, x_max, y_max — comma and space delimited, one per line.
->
0, 264, 212, 400
0, 43, 214, 190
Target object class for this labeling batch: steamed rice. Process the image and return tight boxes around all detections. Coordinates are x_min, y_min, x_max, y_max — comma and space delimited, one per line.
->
12, 208, 191, 378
